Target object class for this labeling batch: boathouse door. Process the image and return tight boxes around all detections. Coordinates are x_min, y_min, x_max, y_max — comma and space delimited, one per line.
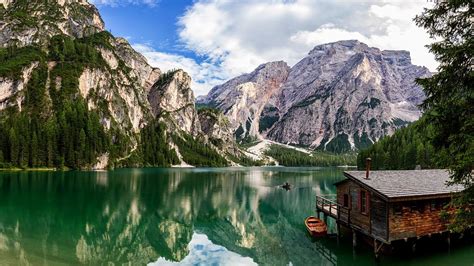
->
370, 195, 388, 240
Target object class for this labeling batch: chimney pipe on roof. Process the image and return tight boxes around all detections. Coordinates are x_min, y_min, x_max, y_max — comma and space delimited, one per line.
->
365, 158, 372, 179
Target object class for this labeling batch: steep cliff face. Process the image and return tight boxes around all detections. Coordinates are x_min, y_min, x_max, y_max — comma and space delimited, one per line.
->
0, 0, 104, 47
149, 70, 201, 136
200, 61, 290, 140
0, 0, 243, 168
200, 40, 431, 152
0, 1, 154, 138
197, 108, 240, 158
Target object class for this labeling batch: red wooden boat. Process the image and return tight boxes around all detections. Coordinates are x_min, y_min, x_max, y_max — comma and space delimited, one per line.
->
305, 216, 327, 237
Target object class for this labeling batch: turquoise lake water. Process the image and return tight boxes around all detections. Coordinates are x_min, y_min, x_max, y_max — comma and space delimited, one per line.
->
0, 167, 472, 265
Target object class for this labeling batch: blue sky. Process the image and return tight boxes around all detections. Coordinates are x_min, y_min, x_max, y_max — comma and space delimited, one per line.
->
91, 0, 436, 96
96, 1, 197, 59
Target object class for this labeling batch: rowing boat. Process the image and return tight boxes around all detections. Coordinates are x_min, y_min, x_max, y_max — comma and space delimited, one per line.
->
305, 216, 327, 237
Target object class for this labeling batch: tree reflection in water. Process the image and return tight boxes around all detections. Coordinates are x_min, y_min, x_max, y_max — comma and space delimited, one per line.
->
0, 167, 360, 265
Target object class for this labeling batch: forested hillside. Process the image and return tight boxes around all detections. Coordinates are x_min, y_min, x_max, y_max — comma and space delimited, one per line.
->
0, 0, 243, 169
265, 145, 356, 167
356, 119, 443, 170
0, 33, 120, 169
0, 33, 229, 169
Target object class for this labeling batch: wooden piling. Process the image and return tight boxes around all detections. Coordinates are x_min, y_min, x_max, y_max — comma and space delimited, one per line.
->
352, 230, 357, 248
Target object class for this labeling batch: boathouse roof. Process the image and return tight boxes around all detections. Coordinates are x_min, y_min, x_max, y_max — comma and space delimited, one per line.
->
342, 169, 464, 201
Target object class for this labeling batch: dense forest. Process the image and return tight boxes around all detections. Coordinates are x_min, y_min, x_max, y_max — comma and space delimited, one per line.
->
0, 33, 115, 169
136, 119, 180, 167
0, 32, 228, 169
357, 119, 443, 170
265, 144, 357, 167
172, 133, 228, 167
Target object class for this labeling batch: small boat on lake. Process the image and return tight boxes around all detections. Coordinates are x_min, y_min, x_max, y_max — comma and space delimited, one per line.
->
281, 182, 291, 190
305, 216, 327, 237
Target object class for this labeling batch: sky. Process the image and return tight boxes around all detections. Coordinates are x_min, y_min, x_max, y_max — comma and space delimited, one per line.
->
91, 0, 436, 96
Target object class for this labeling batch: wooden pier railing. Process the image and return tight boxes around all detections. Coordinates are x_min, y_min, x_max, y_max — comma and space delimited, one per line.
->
316, 195, 351, 225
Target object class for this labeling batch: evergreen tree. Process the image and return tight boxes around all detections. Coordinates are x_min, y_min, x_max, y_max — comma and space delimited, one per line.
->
357, 120, 440, 170
9, 128, 18, 165
414, 0, 473, 231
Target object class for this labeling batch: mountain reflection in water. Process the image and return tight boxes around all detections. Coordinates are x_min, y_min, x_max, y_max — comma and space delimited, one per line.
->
150, 233, 256, 266
0, 167, 472, 265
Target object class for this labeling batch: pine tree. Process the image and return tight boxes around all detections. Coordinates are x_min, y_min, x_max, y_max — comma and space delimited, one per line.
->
9, 128, 18, 166
414, 0, 473, 231
30, 132, 38, 167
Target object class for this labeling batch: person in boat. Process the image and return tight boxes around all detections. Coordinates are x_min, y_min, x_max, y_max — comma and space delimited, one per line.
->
282, 182, 291, 190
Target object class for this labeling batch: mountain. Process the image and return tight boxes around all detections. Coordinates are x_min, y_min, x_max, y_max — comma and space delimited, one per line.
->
0, 0, 246, 169
199, 40, 431, 152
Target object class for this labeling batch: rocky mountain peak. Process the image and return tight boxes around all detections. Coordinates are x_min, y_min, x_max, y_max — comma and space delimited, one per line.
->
199, 60, 290, 140
0, 0, 105, 47
0, 0, 249, 168
308, 39, 371, 55
201, 40, 431, 152
149, 69, 201, 135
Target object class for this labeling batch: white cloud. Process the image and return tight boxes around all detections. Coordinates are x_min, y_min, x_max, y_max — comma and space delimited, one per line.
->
90, 0, 159, 7
149, 233, 256, 266
171, 0, 437, 95
132, 44, 227, 96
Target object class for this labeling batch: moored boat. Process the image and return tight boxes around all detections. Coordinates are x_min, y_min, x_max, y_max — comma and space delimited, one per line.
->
305, 216, 327, 237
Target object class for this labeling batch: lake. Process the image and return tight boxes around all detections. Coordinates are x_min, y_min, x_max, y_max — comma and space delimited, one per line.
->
0, 167, 472, 265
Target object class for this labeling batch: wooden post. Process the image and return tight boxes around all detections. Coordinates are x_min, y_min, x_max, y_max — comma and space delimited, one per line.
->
374, 239, 384, 261
336, 222, 341, 245
447, 232, 451, 253
374, 239, 379, 260
352, 230, 357, 248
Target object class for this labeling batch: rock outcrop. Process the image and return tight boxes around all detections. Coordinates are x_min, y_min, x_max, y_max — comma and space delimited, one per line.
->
199, 40, 431, 152
0, 0, 105, 47
149, 70, 201, 136
200, 61, 290, 140
0, 0, 247, 168
198, 108, 240, 157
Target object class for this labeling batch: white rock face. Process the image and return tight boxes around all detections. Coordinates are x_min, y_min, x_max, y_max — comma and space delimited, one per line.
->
93, 153, 109, 170
0, 62, 38, 110
98, 48, 118, 70
199, 61, 290, 140
0, 0, 243, 168
149, 70, 201, 135
0, 0, 13, 9
79, 68, 104, 98
0, 0, 105, 47
77, 66, 150, 133
200, 40, 431, 152
114, 38, 161, 91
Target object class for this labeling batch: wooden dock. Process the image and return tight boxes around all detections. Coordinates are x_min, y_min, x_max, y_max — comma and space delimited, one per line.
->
315, 195, 350, 226
314, 169, 467, 259
315, 194, 388, 258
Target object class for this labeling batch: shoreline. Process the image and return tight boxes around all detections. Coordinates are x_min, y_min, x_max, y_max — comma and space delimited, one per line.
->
0, 167, 58, 171
0, 165, 357, 172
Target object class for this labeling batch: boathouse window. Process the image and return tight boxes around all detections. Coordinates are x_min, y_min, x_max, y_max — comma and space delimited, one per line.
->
359, 190, 368, 214
394, 204, 402, 215
418, 202, 425, 213
343, 194, 349, 207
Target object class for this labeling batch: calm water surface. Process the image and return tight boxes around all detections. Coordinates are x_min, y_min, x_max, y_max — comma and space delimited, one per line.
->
0, 167, 472, 265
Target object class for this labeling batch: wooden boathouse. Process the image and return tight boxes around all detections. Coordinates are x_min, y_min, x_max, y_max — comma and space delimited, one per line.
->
316, 166, 464, 257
